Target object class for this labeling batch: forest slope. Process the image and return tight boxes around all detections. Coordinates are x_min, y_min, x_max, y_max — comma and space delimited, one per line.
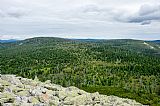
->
0, 37, 160, 105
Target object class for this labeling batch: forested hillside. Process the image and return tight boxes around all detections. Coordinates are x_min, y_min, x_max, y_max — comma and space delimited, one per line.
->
0, 37, 160, 105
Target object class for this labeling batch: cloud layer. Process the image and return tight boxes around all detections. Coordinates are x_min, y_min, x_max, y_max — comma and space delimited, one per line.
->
0, 0, 160, 39
125, 4, 160, 25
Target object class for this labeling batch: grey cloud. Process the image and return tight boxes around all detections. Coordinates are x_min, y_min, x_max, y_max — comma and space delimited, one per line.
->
81, 5, 101, 13
0, 10, 26, 18
0, 3, 29, 18
69, 4, 160, 25
141, 20, 151, 25
139, 4, 160, 16
77, 4, 160, 25
67, 4, 113, 22
7, 12, 25, 18
122, 4, 160, 25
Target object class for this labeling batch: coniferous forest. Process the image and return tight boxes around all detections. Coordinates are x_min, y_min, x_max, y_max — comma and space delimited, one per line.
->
0, 37, 160, 105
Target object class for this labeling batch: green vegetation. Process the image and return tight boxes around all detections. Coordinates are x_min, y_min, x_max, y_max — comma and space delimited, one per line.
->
0, 37, 160, 105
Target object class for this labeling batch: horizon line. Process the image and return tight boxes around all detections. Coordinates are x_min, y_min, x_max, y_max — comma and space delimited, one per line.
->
0, 36, 160, 41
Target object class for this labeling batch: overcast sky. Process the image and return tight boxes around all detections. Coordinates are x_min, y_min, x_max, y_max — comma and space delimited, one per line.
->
0, 0, 160, 40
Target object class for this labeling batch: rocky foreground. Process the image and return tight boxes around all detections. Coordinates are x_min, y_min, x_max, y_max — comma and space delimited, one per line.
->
0, 75, 145, 106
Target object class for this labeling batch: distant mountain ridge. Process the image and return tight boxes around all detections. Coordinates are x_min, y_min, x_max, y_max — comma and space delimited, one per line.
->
0, 37, 160, 43
0, 39, 18, 43
150, 40, 160, 43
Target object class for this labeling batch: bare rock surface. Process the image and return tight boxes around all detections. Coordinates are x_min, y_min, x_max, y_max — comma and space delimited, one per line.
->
0, 74, 146, 106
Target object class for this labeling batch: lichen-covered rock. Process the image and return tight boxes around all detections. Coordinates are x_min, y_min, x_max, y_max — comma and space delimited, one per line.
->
15, 96, 29, 104
16, 90, 30, 97
64, 93, 93, 105
43, 83, 61, 91
0, 75, 146, 106
0, 84, 4, 92
0, 80, 11, 86
0, 92, 15, 104
28, 96, 40, 104
1, 75, 23, 86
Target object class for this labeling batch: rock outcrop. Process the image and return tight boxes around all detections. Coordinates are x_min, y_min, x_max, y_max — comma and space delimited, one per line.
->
0, 75, 145, 106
